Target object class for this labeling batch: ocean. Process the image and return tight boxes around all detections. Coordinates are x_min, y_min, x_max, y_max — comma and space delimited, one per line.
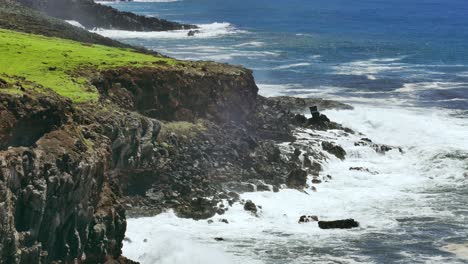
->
92, 0, 468, 263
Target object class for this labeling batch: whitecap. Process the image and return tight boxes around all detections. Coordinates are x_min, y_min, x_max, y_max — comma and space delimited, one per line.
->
273, 62, 311, 70
395, 81, 467, 92
91, 22, 247, 39
233, 41, 265, 48
331, 57, 408, 76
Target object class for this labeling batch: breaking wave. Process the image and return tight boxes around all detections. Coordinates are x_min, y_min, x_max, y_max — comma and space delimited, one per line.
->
91, 22, 247, 39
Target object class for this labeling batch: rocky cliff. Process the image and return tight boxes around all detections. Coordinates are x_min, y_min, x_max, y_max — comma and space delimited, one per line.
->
14, 0, 196, 31
0, 26, 268, 262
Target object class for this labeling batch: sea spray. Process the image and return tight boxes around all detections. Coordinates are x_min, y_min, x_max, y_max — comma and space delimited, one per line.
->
124, 105, 467, 263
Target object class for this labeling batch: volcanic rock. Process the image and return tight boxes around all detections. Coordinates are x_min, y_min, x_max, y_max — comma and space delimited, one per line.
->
318, 219, 359, 229
322, 141, 346, 160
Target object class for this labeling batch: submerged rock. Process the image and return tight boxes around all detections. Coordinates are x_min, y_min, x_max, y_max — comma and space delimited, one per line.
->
349, 167, 378, 175
322, 141, 346, 160
354, 138, 400, 154
318, 219, 359, 229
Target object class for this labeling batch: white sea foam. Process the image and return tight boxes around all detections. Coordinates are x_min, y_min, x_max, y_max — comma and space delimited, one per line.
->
273, 62, 311, 70
395, 81, 467, 92
65, 20, 86, 29
123, 220, 244, 264
233, 41, 265, 47
332, 57, 408, 79
124, 105, 468, 263
152, 45, 279, 62
91, 22, 246, 39
329, 56, 462, 82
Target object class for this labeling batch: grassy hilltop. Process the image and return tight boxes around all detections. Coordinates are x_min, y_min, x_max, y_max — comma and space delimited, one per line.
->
0, 29, 175, 102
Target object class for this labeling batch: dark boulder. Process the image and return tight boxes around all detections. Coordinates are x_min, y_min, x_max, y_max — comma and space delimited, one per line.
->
311, 178, 322, 184
244, 200, 257, 214
318, 219, 359, 229
322, 141, 346, 160
219, 219, 229, 224
286, 169, 307, 189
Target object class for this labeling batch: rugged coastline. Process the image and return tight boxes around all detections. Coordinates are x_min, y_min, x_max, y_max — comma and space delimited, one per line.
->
0, 1, 400, 263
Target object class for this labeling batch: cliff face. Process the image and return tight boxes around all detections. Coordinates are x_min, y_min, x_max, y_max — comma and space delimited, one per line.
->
0, 92, 127, 263
0, 34, 262, 261
15, 0, 196, 31
94, 63, 258, 123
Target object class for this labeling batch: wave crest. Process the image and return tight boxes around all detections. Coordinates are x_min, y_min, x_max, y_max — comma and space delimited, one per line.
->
91, 22, 247, 39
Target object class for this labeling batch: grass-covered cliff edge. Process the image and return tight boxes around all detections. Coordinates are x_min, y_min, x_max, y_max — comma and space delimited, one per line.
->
0, 2, 357, 264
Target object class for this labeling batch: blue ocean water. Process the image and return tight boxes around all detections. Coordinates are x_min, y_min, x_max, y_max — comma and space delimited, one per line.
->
99, 0, 468, 110
93, 1, 468, 263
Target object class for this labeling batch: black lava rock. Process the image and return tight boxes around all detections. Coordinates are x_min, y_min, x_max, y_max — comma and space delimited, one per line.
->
318, 219, 359, 229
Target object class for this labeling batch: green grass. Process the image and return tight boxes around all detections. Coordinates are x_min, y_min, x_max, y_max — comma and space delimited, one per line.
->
0, 29, 175, 102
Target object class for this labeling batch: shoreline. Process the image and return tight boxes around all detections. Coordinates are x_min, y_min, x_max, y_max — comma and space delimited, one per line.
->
123, 103, 468, 263
1, 1, 467, 263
